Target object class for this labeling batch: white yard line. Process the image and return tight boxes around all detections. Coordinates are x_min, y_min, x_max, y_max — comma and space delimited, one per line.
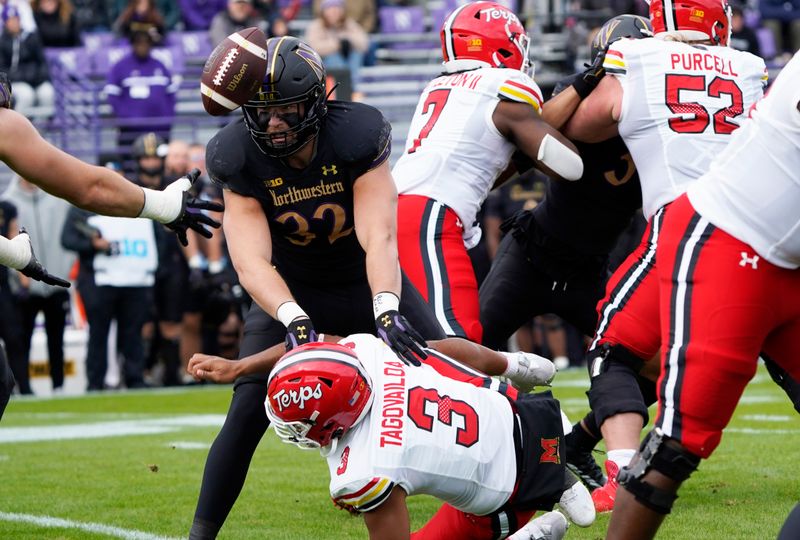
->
0, 511, 181, 540
0, 415, 226, 444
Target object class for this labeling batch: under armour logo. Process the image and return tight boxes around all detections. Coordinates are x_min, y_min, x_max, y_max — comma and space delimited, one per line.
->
739, 252, 759, 269
321, 165, 338, 176
381, 315, 391, 327
296, 325, 308, 339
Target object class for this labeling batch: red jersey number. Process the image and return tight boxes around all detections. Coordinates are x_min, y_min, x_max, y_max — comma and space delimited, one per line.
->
407, 89, 451, 154
666, 74, 744, 135
407, 386, 479, 447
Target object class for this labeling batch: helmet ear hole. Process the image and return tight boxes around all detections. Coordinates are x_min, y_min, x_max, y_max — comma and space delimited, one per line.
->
319, 377, 334, 388
497, 48, 513, 58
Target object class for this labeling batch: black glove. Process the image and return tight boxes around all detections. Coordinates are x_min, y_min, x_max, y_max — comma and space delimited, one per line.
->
285, 317, 317, 351
17, 229, 70, 288
572, 47, 607, 99
375, 310, 427, 366
164, 169, 225, 247
0, 72, 11, 109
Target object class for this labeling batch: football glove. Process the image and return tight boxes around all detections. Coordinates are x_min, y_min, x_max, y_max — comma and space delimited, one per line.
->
572, 48, 607, 100
285, 317, 317, 351
0, 72, 11, 109
17, 229, 70, 288
164, 169, 225, 247
375, 310, 427, 367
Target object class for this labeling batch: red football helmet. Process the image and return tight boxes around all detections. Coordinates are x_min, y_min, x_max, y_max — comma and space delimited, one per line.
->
648, 0, 732, 46
265, 342, 373, 450
440, 1, 530, 73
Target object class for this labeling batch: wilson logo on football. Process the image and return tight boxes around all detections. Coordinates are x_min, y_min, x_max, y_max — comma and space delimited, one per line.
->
272, 383, 324, 412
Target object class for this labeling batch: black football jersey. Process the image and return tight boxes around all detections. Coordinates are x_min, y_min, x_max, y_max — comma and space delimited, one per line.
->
524, 74, 643, 256
206, 101, 392, 284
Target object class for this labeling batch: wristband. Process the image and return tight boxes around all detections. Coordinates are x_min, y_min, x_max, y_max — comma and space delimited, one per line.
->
0, 234, 32, 270
373, 291, 400, 318
138, 176, 192, 223
276, 301, 308, 327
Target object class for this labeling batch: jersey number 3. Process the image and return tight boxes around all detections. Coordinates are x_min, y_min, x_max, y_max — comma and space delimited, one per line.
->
408, 89, 451, 154
407, 386, 479, 447
666, 74, 744, 134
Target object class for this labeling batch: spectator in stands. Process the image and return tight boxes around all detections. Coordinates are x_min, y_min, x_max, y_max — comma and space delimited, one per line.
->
313, 0, 375, 33
104, 28, 178, 162
760, 0, 800, 60
730, 5, 761, 56
209, 0, 264, 46
253, 0, 287, 36
110, 0, 179, 32
113, 0, 165, 43
0, 201, 30, 395
61, 186, 161, 391
71, 0, 109, 31
0, 6, 54, 116
164, 139, 190, 181
0, 0, 37, 36
178, 0, 227, 31
32, 0, 81, 47
305, 0, 369, 85
3, 176, 74, 394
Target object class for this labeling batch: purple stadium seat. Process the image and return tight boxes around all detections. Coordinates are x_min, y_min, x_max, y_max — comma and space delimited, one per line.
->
756, 26, 777, 59
45, 48, 92, 77
81, 32, 115, 53
744, 9, 761, 29
379, 6, 425, 34
165, 30, 213, 59
151, 46, 186, 75
91, 45, 131, 76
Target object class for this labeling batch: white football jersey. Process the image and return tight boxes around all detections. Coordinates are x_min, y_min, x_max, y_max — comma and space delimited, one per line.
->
326, 334, 517, 516
604, 38, 767, 219
392, 67, 543, 245
688, 51, 800, 269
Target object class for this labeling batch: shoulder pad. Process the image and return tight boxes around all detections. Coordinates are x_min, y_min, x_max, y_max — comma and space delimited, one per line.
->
327, 102, 392, 167
496, 70, 543, 113
603, 39, 630, 76
205, 119, 250, 195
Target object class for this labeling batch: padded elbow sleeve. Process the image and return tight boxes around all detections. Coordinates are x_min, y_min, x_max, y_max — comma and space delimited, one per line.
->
537, 133, 583, 180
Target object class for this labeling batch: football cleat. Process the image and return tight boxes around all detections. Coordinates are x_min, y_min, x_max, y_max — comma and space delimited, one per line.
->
558, 473, 596, 527
506, 352, 557, 393
508, 511, 569, 540
565, 431, 606, 492
591, 460, 620, 513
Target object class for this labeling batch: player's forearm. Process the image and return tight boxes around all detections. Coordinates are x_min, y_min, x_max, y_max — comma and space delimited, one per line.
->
541, 86, 583, 130
428, 337, 507, 376
366, 238, 401, 298
237, 342, 287, 376
237, 260, 296, 318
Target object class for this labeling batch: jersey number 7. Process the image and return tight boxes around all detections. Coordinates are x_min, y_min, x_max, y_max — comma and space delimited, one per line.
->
666, 74, 744, 135
407, 89, 451, 154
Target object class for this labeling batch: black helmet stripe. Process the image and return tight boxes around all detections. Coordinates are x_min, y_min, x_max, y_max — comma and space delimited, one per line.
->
268, 36, 289, 90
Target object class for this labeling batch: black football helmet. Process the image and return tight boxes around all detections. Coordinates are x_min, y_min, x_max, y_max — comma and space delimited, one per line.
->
242, 37, 328, 157
590, 14, 653, 60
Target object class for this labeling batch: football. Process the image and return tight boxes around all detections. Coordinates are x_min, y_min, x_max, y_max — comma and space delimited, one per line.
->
200, 27, 268, 116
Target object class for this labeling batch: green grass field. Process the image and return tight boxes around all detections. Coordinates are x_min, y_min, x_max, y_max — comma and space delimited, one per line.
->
0, 365, 796, 539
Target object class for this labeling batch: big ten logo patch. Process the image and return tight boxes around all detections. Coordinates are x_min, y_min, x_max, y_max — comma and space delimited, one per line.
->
264, 177, 284, 188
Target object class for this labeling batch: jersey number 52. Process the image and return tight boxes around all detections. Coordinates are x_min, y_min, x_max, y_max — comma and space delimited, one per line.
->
666, 74, 744, 135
